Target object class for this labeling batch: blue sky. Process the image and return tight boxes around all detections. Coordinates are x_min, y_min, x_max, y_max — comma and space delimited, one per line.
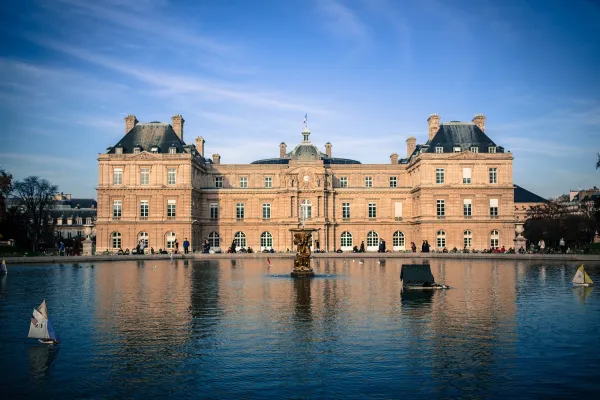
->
1, 0, 599, 199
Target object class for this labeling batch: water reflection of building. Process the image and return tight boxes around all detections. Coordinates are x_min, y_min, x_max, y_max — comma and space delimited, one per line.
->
428, 260, 517, 397
94, 261, 192, 347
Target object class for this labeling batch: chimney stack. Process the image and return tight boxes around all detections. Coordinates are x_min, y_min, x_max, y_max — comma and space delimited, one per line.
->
195, 136, 205, 157
171, 114, 185, 140
427, 113, 440, 141
325, 142, 332, 158
125, 114, 138, 133
472, 113, 486, 132
280, 142, 287, 158
390, 153, 399, 164
406, 136, 417, 157
212, 153, 221, 165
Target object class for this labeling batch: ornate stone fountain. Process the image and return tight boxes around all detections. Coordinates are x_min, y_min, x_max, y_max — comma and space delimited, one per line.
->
82, 224, 94, 256
290, 228, 316, 277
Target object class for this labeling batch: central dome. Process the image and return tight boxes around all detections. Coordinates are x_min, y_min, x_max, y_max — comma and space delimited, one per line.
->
292, 142, 320, 161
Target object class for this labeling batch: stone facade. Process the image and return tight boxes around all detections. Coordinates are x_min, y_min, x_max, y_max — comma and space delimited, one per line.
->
96, 113, 519, 253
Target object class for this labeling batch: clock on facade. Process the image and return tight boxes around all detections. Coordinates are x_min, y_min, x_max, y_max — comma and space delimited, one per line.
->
303, 175, 310, 182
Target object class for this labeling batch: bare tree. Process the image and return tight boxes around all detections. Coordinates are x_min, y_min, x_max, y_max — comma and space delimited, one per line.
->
11, 176, 58, 251
597, 153, 600, 169
0, 168, 12, 225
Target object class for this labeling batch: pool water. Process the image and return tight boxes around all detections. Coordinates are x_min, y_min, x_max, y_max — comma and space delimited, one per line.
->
0, 259, 598, 399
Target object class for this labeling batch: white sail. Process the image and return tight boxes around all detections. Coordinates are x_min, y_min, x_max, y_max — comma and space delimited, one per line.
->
573, 268, 585, 284
0, 260, 6, 274
28, 308, 49, 339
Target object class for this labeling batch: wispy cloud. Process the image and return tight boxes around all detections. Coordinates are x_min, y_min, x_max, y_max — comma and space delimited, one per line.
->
28, 36, 331, 114
316, 0, 369, 42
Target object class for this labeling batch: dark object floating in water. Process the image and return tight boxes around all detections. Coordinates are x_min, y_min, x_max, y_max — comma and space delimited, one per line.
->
400, 263, 449, 290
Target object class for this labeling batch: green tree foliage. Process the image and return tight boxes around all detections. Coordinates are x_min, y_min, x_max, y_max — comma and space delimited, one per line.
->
10, 176, 58, 251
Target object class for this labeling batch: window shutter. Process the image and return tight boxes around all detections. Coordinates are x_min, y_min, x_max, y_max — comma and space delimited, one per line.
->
463, 168, 471, 179
394, 202, 403, 218
490, 198, 498, 207
167, 200, 176, 205
463, 198, 472, 205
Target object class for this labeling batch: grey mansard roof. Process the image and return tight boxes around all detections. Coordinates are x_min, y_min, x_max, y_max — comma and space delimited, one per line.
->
425, 122, 504, 154
107, 123, 187, 154
514, 185, 547, 203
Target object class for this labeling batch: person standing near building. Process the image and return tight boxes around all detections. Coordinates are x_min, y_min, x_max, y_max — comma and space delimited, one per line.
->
559, 238, 566, 254
183, 238, 190, 254
359, 241, 365, 253
411, 242, 416, 253
538, 239, 545, 254
174, 239, 179, 254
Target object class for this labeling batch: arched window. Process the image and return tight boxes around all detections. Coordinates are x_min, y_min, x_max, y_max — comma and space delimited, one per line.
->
393, 231, 405, 251
340, 231, 353, 248
436, 230, 446, 249
234, 231, 246, 248
490, 230, 499, 249
366, 231, 379, 250
166, 231, 176, 249
300, 199, 312, 220
463, 230, 472, 248
208, 232, 220, 248
139, 232, 149, 247
260, 232, 273, 249
111, 232, 121, 249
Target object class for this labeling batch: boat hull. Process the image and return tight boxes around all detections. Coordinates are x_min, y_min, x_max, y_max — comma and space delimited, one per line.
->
403, 284, 450, 290
572, 283, 593, 287
37, 339, 59, 345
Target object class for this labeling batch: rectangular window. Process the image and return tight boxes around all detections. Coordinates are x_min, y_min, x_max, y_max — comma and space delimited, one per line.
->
140, 168, 149, 185
342, 202, 350, 219
488, 146, 497, 153
463, 167, 472, 184
133, 147, 140, 154
167, 200, 176, 218
368, 202, 377, 218
464, 236, 472, 248
463, 199, 472, 217
435, 147, 444, 153
240, 177, 248, 188
236, 203, 245, 219
365, 176, 372, 188
215, 176, 223, 188
340, 176, 348, 188
470, 147, 479, 153
437, 200, 445, 217
490, 198, 499, 217
394, 202, 403, 221
113, 168, 123, 185
264, 176, 272, 188
140, 200, 149, 219
168, 147, 176, 154
489, 168, 497, 184
436, 168, 445, 184
167, 168, 176, 185
389, 176, 397, 188
68, 232, 72, 239
113, 200, 122, 218
86, 217, 91, 225
453, 147, 461, 153
115, 147, 123, 155
210, 203, 218, 219
262, 203, 271, 219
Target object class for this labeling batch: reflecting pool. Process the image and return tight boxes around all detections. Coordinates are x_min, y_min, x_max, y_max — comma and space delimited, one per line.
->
0, 259, 599, 399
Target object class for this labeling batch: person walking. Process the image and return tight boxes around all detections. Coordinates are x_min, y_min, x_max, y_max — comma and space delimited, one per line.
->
411, 242, 416, 253
359, 241, 365, 253
174, 239, 180, 254
230, 239, 237, 253
183, 238, 190, 254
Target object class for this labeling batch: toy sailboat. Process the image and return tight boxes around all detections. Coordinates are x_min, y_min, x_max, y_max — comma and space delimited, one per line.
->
572, 265, 594, 287
28, 300, 59, 345
401, 263, 450, 290
0, 259, 6, 275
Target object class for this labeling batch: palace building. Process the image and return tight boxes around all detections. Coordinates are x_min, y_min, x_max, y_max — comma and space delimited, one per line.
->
95, 113, 525, 253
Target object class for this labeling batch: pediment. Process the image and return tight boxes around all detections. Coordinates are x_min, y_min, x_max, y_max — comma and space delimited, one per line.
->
131, 151, 160, 160
284, 166, 326, 189
449, 151, 480, 160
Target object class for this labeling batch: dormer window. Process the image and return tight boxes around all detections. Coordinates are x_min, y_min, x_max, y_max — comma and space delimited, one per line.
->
169, 147, 176, 154
470, 146, 479, 153
115, 147, 123, 155
151, 146, 159, 153
435, 147, 444, 153
488, 146, 497, 153
453, 147, 461, 153
133, 146, 141, 154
